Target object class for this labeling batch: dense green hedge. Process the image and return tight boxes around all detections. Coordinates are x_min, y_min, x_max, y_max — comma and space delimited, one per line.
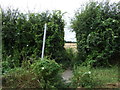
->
2, 8, 67, 70
71, 1, 120, 66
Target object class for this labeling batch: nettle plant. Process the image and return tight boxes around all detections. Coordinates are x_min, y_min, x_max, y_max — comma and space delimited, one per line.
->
71, 1, 120, 67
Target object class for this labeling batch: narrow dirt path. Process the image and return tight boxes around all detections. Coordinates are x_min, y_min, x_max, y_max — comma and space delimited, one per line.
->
62, 69, 73, 83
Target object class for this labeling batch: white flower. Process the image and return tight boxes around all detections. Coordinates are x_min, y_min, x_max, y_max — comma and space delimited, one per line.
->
88, 71, 91, 74
88, 33, 91, 37
3, 22, 5, 25
114, 36, 118, 38
42, 67, 44, 70
26, 45, 29, 47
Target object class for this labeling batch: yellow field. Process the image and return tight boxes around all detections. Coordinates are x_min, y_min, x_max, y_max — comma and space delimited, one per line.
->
64, 43, 77, 52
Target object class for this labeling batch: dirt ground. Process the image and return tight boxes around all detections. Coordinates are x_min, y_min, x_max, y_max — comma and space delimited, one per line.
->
76, 83, 120, 89
104, 83, 120, 88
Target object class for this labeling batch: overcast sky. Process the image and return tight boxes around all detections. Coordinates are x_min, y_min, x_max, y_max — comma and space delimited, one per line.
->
0, 0, 119, 41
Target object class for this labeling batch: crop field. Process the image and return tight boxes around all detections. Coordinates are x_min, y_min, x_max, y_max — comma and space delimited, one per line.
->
64, 43, 77, 52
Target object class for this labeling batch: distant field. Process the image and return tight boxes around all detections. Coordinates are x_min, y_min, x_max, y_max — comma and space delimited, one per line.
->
64, 43, 77, 49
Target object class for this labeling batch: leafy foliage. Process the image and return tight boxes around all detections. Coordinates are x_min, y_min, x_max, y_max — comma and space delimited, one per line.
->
2, 58, 65, 88
71, 65, 102, 88
71, 1, 120, 67
31, 58, 60, 81
64, 48, 78, 68
71, 64, 118, 88
2, 8, 67, 71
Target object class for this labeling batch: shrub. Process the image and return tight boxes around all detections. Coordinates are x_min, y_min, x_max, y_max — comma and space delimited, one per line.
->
31, 58, 62, 87
71, 65, 102, 88
71, 1, 120, 67
31, 58, 65, 88
2, 67, 41, 88
2, 50, 20, 73
2, 8, 67, 71
2, 58, 65, 88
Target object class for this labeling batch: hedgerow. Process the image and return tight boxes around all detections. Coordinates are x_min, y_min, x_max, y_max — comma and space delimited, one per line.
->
2, 8, 68, 72
71, 1, 120, 67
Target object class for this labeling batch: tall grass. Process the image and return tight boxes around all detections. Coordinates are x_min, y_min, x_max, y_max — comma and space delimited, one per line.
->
92, 66, 118, 84
71, 65, 119, 88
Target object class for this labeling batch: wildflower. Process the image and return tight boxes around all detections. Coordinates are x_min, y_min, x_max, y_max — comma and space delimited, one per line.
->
88, 71, 91, 74
42, 67, 44, 70
114, 36, 118, 38
83, 71, 91, 75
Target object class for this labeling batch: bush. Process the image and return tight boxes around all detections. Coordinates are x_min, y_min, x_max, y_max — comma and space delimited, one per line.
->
71, 1, 120, 67
2, 50, 20, 73
2, 8, 68, 71
2, 67, 40, 88
31, 58, 63, 88
71, 65, 103, 88
2, 58, 65, 88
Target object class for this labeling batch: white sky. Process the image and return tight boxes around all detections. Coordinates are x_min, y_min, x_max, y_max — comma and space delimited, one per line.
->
0, 0, 119, 41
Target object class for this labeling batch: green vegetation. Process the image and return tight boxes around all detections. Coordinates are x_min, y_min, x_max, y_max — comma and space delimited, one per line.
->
71, 1, 120, 67
3, 58, 65, 88
2, 8, 69, 73
71, 65, 102, 88
92, 66, 118, 84
65, 48, 78, 68
71, 64, 118, 88
69, 1, 120, 88
2, 0, 120, 89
